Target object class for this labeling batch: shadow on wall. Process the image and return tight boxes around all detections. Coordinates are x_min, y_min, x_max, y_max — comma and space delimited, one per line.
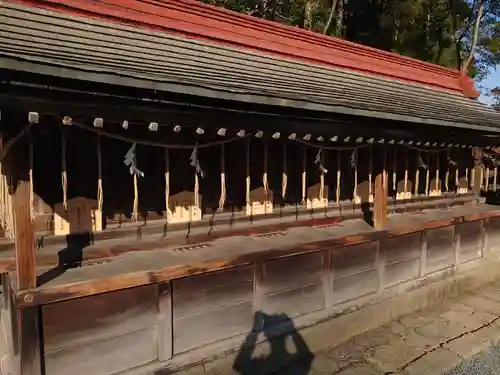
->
233, 311, 314, 375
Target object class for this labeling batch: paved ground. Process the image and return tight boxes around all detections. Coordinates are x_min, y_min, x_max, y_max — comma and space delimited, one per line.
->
446, 345, 500, 375
271, 279, 500, 375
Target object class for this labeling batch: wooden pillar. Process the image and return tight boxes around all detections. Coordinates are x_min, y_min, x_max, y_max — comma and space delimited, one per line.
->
472, 147, 484, 194
14, 181, 36, 290
374, 170, 388, 230
17, 307, 42, 375
10, 136, 42, 375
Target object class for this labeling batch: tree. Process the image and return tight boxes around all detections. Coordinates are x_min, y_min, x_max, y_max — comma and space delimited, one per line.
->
451, 0, 500, 77
201, 0, 500, 79
492, 86, 500, 110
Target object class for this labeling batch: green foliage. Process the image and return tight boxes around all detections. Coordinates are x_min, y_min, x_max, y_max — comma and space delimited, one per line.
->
201, 0, 500, 81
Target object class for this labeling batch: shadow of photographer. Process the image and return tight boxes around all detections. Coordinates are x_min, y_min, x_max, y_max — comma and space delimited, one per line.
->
233, 311, 314, 375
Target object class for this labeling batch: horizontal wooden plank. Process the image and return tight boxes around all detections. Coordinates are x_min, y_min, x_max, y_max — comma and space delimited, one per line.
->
261, 252, 323, 294
457, 220, 483, 264
43, 285, 158, 352
261, 282, 325, 320
384, 258, 420, 287
426, 226, 455, 274
44, 327, 157, 375
331, 242, 377, 278
173, 301, 253, 354
381, 233, 421, 264
12, 206, 500, 308
172, 266, 253, 319
487, 217, 500, 253
331, 269, 379, 304
0, 194, 476, 274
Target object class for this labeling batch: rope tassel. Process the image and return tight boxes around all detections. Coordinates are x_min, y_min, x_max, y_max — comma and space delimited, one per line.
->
425, 154, 430, 196
123, 143, 143, 221
96, 134, 103, 214
61, 127, 68, 211
263, 141, 269, 196
392, 146, 397, 191
336, 150, 341, 203
218, 144, 226, 212
246, 139, 251, 207
435, 153, 440, 192
301, 146, 307, 204
404, 148, 408, 195
164, 148, 170, 220
29, 130, 35, 221
368, 147, 373, 199
351, 149, 358, 199
282, 142, 287, 200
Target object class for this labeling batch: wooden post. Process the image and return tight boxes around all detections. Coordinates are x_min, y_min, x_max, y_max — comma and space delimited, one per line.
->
14, 181, 36, 290
10, 137, 42, 375
374, 171, 388, 230
17, 307, 42, 375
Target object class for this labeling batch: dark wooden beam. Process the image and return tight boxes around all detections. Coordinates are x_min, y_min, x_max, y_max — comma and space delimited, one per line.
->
0, 79, 497, 146
374, 171, 388, 230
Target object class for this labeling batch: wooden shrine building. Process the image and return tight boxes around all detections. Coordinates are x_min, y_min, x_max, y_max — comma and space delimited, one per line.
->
2, 1, 500, 374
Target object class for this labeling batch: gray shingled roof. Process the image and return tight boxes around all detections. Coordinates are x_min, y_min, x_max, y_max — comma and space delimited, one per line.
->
1, 2, 500, 132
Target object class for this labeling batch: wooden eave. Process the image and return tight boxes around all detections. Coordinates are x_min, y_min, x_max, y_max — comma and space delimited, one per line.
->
1, 2, 500, 133
8, 0, 478, 97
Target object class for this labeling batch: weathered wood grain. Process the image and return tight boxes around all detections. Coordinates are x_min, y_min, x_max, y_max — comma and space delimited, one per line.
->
158, 282, 173, 362
42, 285, 157, 353
1, 274, 15, 359
331, 241, 378, 278
374, 171, 388, 229
456, 220, 483, 264
261, 252, 323, 295
172, 267, 253, 353
44, 327, 157, 375
331, 241, 378, 303
425, 226, 455, 274
332, 269, 379, 304
486, 217, 500, 253
261, 282, 324, 320
382, 233, 421, 286
172, 267, 253, 319
13, 181, 36, 291
259, 252, 325, 320
17, 307, 41, 375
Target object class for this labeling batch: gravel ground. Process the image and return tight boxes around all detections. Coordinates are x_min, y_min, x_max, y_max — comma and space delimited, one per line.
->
445, 345, 500, 375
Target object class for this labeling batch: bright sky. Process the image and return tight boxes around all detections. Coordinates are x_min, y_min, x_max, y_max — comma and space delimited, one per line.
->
480, 69, 499, 104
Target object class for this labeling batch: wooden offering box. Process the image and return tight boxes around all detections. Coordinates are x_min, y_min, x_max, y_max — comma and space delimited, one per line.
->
396, 180, 413, 200
246, 187, 273, 216
53, 197, 102, 236
429, 179, 443, 197
307, 183, 329, 209
168, 191, 202, 223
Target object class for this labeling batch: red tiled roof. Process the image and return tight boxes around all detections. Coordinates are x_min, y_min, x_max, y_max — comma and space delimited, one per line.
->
11, 0, 479, 98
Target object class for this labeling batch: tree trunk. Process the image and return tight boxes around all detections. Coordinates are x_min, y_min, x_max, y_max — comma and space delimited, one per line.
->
304, 0, 315, 29
263, 0, 278, 20
323, 0, 339, 34
461, 0, 484, 71
335, 0, 344, 36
